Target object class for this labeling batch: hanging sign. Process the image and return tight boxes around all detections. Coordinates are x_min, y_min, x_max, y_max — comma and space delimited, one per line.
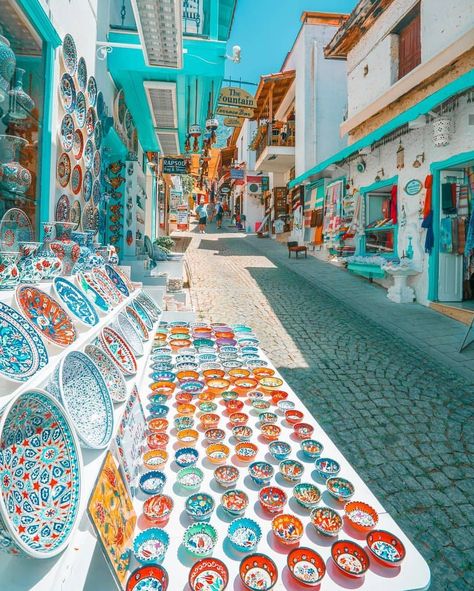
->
218, 86, 257, 109
162, 157, 187, 174
216, 105, 254, 118
220, 186, 231, 194
261, 176, 270, 191
231, 168, 245, 180
404, 179, 423, 195
224, 116, 244, 127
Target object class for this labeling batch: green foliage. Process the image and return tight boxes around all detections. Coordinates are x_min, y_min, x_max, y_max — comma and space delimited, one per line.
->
154, 236, 175, 251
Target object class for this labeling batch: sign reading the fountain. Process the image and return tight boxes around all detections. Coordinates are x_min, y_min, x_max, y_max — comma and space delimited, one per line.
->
218, 87, 257, 110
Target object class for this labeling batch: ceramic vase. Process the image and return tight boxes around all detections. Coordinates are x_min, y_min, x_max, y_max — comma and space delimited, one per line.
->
17, 241, 43, 283
86, 232, 106, 268
0, 134, 31, 194
0, 250, 20, 289
0, 30, 15, 93
39, 222, 62, 280
50, 222, 80, 276
5, 68, 35, 120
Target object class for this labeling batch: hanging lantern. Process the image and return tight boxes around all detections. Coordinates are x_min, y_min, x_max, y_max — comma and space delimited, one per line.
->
396, 140, 405, 170
184, 134, 191, 153
189, 124, 201, 153
206, 117, 219, 143
432, 116, 451, 147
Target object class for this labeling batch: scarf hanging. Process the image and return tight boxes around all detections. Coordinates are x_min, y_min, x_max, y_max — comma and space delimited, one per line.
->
390, 185, 398, 224
422, 174, 434, 253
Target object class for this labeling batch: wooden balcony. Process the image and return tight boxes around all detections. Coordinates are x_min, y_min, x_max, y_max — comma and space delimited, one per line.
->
253, 121, 296, 173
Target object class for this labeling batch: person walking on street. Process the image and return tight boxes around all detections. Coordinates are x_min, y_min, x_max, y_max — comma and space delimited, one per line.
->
215, 201, 224, 229
196, 200, 208, 234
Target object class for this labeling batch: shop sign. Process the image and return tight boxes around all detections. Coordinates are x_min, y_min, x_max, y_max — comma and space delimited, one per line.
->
404, 179, 423, 195
218, 86, 257, 110
224, 116, 245, 127
216, 105, 254, 118
231, 168, 245, 180
220, 186, 231, 194
162, 157, 187, 174
177, 205, 189, 231
261, 176, 269, 191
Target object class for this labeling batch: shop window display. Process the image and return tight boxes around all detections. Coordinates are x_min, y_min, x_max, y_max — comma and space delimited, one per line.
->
364, 189, 397, 255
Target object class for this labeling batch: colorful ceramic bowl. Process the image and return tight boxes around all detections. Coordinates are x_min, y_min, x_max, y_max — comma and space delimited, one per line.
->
259, 486, 287, 514
248, 461, 274, 486
181, 380, 205, 394
148, 417, 168, 433
174, 416, 195, 431
222, 390, 238, 401
151, 362, 174, 373
150, 381, 176, 396
148, 393, 168, 406
176, 354, 197, 364
344, 501, 379, 532
133, 528, 169, 564
285, 409, 304, 424
199, 353, 218, 364
203, 368, 225, 380
175, 447, 199, 468
177, 466, 204, 491
232, 425, 254, 442
148, 404, 170, 418
126, 565, 169, 591
233, 377, 259, 395
293, 422, 315, 439
252, 367, 275, 379
229, 412, 249, 427
310, 506, 343, 537
151, 370, 176, 383
183, 523, 218, 557
139, 471, 167, 495
206, 443, 230, 464
228, 518, 262, 552
221, 489, 249, 516
189, 558, 229, 591
268, 441, 291, 461
331, 540, 370, 578
276, 400, 295, 414
228, 368, 250, 382
271, 390, 288, 404
235, 442, 258, 462
143, 494, 173, 523
143, 449, 168, 471
258, 377, 283, 392
205, 428, 226, 444
260, 423, 281, 442
225, 399, 244, 414
293, 483, 321, 509
176, 361, 199, 372
177, 429, 199, 446
176, 403, 196, 416
176, 392, 194, 405
177, 370, 200, 382
279, 459, 304, 483
198, 391, 216, 402
199, 412, 219, 428
271, 514, 304, 545
326, 477, 355, 502
206, 378, 231, 394
239, 553, 278, 591
147, 432, 169, 449
258, 411, 278, 425
314, 457, 341, 480
170, 338, 192, 350
300, 439, 324, 459
287, 547, 326, 586
198, 400, 218, 413
366, 530, 406, 566
252, 399, 271, 411
185, 492, 215, 521
212, 461, 241, 486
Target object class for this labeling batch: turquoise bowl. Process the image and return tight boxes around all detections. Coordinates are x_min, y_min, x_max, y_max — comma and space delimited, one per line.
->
268, 441, 291, 461
314, 457, 341, 480
175, 447, 199, 468
248, 461, 274, 486
300, 439, 324, 459
228, 517, 262, 552
139, 471, 166, 495
133, 528, 169, 564
293, 482, 322, 509
177, 467, 204, 491
185, 492, 215, 521
183, 523, 218, 557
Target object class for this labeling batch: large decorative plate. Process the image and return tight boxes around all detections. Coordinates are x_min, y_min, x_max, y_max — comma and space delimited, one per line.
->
83, 169, 93, 201
111, 264, 135, 294
55, 194, 71, 222
76, 271, 109, 312
84, 344, 127, 403
96, 91, 105, 119
77, 57, 87, 91
99, 326, 137, 376
92, 179, 101, 205
75, 91, 86, 128
0, 388, 81, 557
0, 208, 33, 250
60, 72, 76, 114
71, 199, 81, 230
105, 264, 130, 298
72, 128, 83, 160
93, 150, 101, 177
86, 106, 96, 136
88, 452, 136, 589
125, 305, 148, 341
71, 164, 82, 195
47, 351, 114, 448
62, 34, 77, 76
60, 114, 74, 152
53, 276, 99, 327
132, 299, 153, 330
94, 121, 102, 150
83, 138, 94, 168
114, 312, 144, 357
124, 109, 133, 139
87, 75, 97, 107
135, 290, 161, 321
16, 285, 77, 348
92, 267, 123, 306
57, 152, 71, 187
114, 88, 126, 125
0, 301, 48, 382
82, 203, 98, 234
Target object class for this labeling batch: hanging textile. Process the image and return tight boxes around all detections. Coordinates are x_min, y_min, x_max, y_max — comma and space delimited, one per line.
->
465, 210, 474, 256
390, 185, 398, 225
441, 183, 456, 214
422, 174, 434, 253
440, 217, 453, 253
458, 218, 466, 255
458, 184, 470, 216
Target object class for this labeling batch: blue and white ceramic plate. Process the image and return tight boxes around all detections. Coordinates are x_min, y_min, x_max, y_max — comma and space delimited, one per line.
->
83, 138, 94, 169
85, 107, 96, 137
77, 57, 87, 91
92, 179, 101, 206
94, 120, 102, 150
93, 150, 101, 178
135, 291, 161, 321
60, 114, 74, 152
87, 75, 97, 107
105, 264, 130, 298
62, 34, 77, 76
76, 271, 110, 313
84, 344, 127, 403
133, 299, 153, 330
75, 91, 86, 128
83, 169, 93, 202
0, 301, 49, 382
53, 276, 99, 327
60, 73, 76, 114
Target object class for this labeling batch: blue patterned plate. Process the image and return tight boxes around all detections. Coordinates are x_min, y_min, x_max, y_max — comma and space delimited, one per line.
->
94, 120, 102, 150
60, 73, 76, 114
60, 114, 74, 152
92, 179, 101, 205
84, 344, 127, 403
85, 107, 96, 137
133, 299, 153, 329
75, 91, 86, 128
96, 91, 105, 119
93, 149, 101, 177
77, 57, 87, 91
76, 271, 110, 312
87, 75, 97, 107
105, 264, 130, 297
135, 291, 161, 321
62, 33, 77, 76
53, 276, 99, 327
83, 169, 93, 202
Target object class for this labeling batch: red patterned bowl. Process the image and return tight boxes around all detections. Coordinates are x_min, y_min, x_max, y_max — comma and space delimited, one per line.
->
331, 540, 370, 578
271, 390, 288, 404
229, 412, 249, 427
293, 422, 314, 439
260, 423, 281, 442
143, 494, 173, 523
271, 514, 304, 545
200, 413, 220, 429
147, 432, 169, 449
366, 530, 406, 567
205, 428, 226, 444
214, 464, 240, 488
148, 417, 168, 433
235, 442, 258, 462
310, 506, 343, 537
225, 399, 244, 414
177, 403, 196, 416
285, 409, 304, 424
259, 486, 287, 514
240, 553, 278, 591
287, 547, 326, 586
175, 392, 193, 404
344, 501, 379, 532
127, 565, 169, 591
189, 558, 229, 591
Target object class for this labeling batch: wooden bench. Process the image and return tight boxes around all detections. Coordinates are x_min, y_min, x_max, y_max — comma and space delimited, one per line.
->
287, 241, 307, 259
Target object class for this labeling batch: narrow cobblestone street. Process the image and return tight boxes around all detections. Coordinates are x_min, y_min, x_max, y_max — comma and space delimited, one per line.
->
184, 225, 474, 591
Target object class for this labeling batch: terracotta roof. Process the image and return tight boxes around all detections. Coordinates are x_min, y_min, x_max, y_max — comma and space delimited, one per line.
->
250, 70, 296, 120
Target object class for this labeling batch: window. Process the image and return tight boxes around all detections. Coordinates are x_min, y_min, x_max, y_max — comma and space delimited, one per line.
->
364, 190, 396, 255
396, 4, 421, 79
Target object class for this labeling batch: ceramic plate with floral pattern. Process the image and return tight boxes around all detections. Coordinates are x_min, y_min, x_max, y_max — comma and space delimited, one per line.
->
53, 276, 99, 327
99, 326, 137, 376
62, 33, 77, 76
84, 343, 127, 402
75, 91, 86, 128
77, 56, 87, 91
60, 72, 76, 114
60, 114, 74, 152
57, 152, 71, 188
76, 271, 110, 313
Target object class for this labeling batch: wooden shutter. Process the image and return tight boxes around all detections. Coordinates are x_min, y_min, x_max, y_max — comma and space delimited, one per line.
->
398, 12, 421, 79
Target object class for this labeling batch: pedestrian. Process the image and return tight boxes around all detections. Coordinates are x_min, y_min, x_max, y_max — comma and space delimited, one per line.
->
215, 201, 224, 229
196, 200, 208, 234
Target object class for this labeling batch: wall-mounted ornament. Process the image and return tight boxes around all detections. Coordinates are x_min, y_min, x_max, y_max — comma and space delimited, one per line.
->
404, 179, 423, 195
396, 140, 404, 170
356, 159, 366, 173
432, 116, 451, 147
374, 168, 384, 182
412, 153, 425, 168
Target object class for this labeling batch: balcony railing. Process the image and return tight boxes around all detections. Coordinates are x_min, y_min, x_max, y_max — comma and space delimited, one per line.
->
254, 121, 296, 161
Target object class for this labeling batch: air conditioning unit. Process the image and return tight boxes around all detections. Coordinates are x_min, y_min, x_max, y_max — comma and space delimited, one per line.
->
247, 182, 261, 196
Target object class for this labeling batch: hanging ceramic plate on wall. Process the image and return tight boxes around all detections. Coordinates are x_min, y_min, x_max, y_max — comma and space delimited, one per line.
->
77, 57, 87, 92
87, 75, 97, 107
83, 169, 93, 202
83, 138, 94, 169
55, 194, 71, 222
57, 152, 71, 188
72, 128, 83, 160
71, 164, 82, 195
98, 206, 107, 236
92, 179, 101, 206
114, 88, 126, 125
0, 208, 33, 250
93, 150, 101, 177
75, 91, 86, 128
82, 203, 99, 234
60, 73, 76, 114
94, 120, 102, 150
62, 34, 78, 76
60, 114, 74, 152
124, 109, 133, 139
86, 107, 96, 137
96, 91, 105, 119
71, 199, 81, 230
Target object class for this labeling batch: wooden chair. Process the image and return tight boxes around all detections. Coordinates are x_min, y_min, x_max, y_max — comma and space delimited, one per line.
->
287, 241, 307, 259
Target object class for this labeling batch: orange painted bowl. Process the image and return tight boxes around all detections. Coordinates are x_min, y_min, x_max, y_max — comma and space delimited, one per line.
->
193, 326, 212, 335
287, 547, 326, 586
344, 501, 379, 532
175, 392, 193, 404
229, 412, 249, 427
235, 442, 258, 462
150, 381, 176, 396
271, 514, 304, 545
203, 368, 225, 380
259, 486, 288, 514
169, 338, 192, 351
198, 391, 216, 402
293, 422, 314, 440
143, 449, 169, 470
147, 432, 170, 449
258, 377, 284, 393
170, 326, 190, 334
285, 409, 304, 425
148, 417, 169, 433
366, 530, 406, 567
200, 413, 220, 429
144, 494, 174, 524
271, 390, 288, 404
177, 429, 199, 446
206, 443, 230, 464
310, 506, 343, 537
177, 370, 200, 382
177, 403, 196, 417
204, 428, 226, 444
252, 367, 275, 379
225, 399, 244, 414
331, 540, 370, 578
214, 331, 235, 339
206, 378, 231, 394
228, 368, 250, 383
240, 554, 278, 591
260, 423, 281, 442
233, 377, 259, 395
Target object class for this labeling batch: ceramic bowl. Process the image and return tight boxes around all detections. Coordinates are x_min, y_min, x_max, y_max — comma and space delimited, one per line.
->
366, 530, 406, 566
229, 412, 249, 427
181, 380, 205, 395
310, 506, 343, 536
114, 311, 144, 357
239, 553, 278, 591
206, 378, 231, 394
126, 565, 169, 591
175, 392, 194, 405
279, 459, 304, 483
198, 353, 218, 364
150, 370, 176, 383
148, 404, 169, 418
183, 523, 218, 557
176, 361, 200, 372
260, 423, 281, 442
200, 413, 220, 429
258, 377, 283, 392
232, 425, 253, 442
200, 362, 224, 372
252, 367, 275, 379
148, 417, 168, 433
170, 338, 192, 350
268, 441, 291, 461
143, 494, 173, 523
185, 492, 215, 521
177, 370, 200, 382
344, 501, 379, 532
174, 416, 194, 431
214, 464, 240, 488
248, 461, 274, 486
151, 362, 174, 373
258, 411, 278, 425
206, 443, 230, 464
314, 457, 341, 480
205, 428, 226, 444
194, 338, 215, 348
177, 467, 204, 491
133, 528, 169, 564
233, 377, 259, 395
235, 442, 258, 462
176, 354, 197, 364
228, 368, 250, 382
188, 558, 229, 591
271, 390, 288, 404
277, 400, 295, 414
175, 447, 199, 468
198, 391, 216, 402
150, 381, 176, 396
176, 403, 196, 417
271, 514, 304, 545
143, 449, 168, 470
248, 390, 265, 401
177, 429, 199, 446
202, 368, 225, 380
246, 358, 268, 368
139, 471, 166, 495
331, 540, 370, 578
221, 489, 249, 516
326, 477, 355, 502
148, 393, 168, 405
285, 409, 304, 424
225, 399, 244, 414
147, 432, 169, 449
300, 439, 324, 459
228, 518, 262, 552
222, 390, 238, 401
252, 399, 271, 411
293, 422, 314, 440
198, 401, 218, 413
259, 486, 287, 514
287, 547, 326, 586
293, 482, 322, 509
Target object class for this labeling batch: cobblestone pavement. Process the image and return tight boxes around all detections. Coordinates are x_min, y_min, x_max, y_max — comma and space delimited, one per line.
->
185, 227, 474, 591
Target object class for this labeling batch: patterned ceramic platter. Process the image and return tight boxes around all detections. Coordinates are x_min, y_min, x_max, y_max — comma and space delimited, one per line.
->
99, 326, 137, 376
0, 388, 81, 557
75, 91, 86, 128
84, 344, 127, 403
71, 164, 82, 195
189, 558, 229, 591
96, 91, 105, 119
124, 109, 133, 139
92, 179, 101, 206
105, 264, 130, 298
62, 34, 77, 76
86, 106, 96, 136
93, 150, 101, 177
16, 285, 77, 348
87, 75, 97, 107
55, 194, 71, 222
60, 72, 76, 114
92, 267, 123, 306
135, 290, 161, 321
47, 351, 114, 449
83, 138, 94, 169
0, 208, 33, 250
114, 312, 144, 357
76, 271, 109, 313
60, 114, 74, 152
125, 306, 148, 342
83, 169, 93, 201
53, 276, 99, 327
114, 88, 126, 125
0, 301, 48, 382
133, 299, 153, 330
70, 200, 81, 230
94, 121, 102, 150
57, 152, 71, 187
72, 128, 83, 160
82, 203, 98, 234
77, 57, 87, 91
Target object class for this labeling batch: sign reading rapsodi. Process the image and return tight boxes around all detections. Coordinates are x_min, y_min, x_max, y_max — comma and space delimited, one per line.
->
218, 86, 257, 109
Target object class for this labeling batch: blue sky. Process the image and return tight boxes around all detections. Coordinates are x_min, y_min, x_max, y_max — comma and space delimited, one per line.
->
225, 0, 357, 85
